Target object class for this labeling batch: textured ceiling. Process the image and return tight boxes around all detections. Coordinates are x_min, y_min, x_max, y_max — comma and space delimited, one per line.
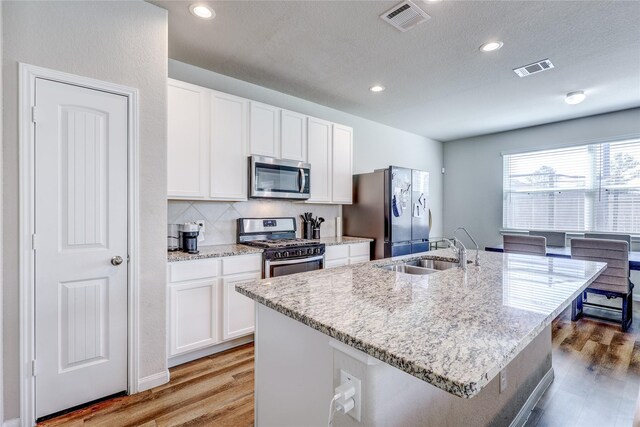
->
150, 0, 640, 141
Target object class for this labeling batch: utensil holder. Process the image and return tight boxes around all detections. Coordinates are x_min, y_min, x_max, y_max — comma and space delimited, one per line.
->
313, 228, 320, 239
303, 221, 313, 239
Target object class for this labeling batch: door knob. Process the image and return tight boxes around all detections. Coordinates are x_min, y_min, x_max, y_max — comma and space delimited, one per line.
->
111, 256, 124, 266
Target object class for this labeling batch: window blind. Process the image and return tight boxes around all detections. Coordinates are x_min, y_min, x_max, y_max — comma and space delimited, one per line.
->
503, 138, 640, 233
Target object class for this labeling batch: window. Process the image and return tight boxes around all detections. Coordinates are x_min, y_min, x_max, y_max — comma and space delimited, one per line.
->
503, 138, 640, 233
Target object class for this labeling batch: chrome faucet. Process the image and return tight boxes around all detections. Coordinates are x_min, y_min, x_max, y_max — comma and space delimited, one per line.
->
451, 237, 467, 269
441, 238, 459, 258
453, 227, 480, 269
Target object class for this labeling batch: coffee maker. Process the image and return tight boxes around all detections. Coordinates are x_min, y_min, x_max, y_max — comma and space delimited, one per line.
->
180, 222, 201, 254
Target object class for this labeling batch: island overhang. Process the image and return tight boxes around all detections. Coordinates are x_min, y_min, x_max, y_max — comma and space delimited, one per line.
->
237, 249, 606, 398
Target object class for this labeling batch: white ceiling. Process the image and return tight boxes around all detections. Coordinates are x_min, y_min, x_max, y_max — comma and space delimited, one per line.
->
150, 1, 640, 141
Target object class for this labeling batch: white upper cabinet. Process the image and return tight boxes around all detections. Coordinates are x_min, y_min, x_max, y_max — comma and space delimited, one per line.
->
249, 102, 281, 158
280, 110, 307, 162
331, 124, 354, 204
167, 79, 210, 199
307, 117, 333, 203
307, 118, 353, 204
167, 79, 352, 203
210, 91, 248, 201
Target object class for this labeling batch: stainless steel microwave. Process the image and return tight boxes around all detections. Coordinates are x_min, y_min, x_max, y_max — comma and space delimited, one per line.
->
250, 156, 311, 200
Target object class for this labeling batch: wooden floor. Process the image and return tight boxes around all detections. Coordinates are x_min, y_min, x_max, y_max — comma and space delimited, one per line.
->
40, 308, 640, 427
38, 343, 254, 427
525, 307, 640, 427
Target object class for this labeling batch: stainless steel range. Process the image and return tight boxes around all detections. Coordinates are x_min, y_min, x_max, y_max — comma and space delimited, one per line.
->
237, 217, 325, 278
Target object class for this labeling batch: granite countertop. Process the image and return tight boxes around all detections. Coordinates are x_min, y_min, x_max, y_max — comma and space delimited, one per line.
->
236, 249, 606, 398
319, 236, 373, 246
167, 244, 263, 262
167, 236, 372, 262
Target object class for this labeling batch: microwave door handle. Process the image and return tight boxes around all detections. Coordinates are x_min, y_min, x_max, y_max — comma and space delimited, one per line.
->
299, 168, 306, 193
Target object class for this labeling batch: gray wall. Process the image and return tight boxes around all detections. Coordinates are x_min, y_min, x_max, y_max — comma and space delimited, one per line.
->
169, 60, 445, 238
443, 108, 640, 249
2, 1, 168, 420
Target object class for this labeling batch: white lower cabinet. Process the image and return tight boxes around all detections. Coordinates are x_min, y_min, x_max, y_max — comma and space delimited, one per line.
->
324, 242, 370, 269
222, 272, 261, 340
349, 255, 370, 265
325, 258, 349, 269
348, 243, 370, 265
169, 279, 219, 357
168, 254, 262, 360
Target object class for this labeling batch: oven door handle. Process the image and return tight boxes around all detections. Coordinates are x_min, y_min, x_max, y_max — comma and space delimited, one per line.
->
299, 168, 306, 193
268, 255, 324, 266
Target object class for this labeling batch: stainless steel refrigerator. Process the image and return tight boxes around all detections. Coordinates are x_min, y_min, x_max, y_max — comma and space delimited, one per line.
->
343, 166, 430, 259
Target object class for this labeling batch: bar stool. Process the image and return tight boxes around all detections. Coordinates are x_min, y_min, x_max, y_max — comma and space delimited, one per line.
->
503, 234, 547, 256
571, 238, 632, 331
530, 231, 566, 247
585, 233, 631, 248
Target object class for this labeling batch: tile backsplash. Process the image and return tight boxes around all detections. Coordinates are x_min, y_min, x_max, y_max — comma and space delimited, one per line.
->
168, 200, 341, 246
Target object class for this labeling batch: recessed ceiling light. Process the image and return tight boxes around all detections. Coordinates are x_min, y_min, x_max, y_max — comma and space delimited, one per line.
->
479, 41, 503, 52
370, 85, 385, 93
189, 4, 215, 20
565, 91, 586, 105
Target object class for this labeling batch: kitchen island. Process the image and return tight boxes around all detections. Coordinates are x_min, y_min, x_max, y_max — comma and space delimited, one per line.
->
236, 249, 606, 426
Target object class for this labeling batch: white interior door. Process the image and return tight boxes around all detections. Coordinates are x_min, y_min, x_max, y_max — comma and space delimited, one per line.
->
34, 78, 128, 418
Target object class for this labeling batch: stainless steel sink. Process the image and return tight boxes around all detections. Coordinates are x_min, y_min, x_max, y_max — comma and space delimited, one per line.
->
380, 259, 461, 275
382, 264, 437, 275
413, 259, 459, 271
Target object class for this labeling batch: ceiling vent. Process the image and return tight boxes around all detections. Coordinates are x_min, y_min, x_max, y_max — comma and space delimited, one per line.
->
513, 59, 555, 77
380, 1, 431, 32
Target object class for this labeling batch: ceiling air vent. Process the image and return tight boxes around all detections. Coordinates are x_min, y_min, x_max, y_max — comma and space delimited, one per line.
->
380, 1, 431, 32
513, 59, 555, 77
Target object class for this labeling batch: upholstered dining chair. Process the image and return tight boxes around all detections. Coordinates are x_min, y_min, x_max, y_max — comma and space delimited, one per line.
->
570, 238, 633, 331
503, 234, 547, 256
584, 233, 632, 249
530, 231, 566, 247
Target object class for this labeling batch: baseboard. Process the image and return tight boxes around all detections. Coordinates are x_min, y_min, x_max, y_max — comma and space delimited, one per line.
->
137, 370, 170, 392
3, 418, 21, 427
168, 335, 254, 368
509, 368, 554, 427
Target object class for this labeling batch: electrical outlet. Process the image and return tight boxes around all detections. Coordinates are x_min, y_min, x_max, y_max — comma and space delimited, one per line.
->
340, 370, 362, 422
499, 369, 507, 393
195, 220, 205, 234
